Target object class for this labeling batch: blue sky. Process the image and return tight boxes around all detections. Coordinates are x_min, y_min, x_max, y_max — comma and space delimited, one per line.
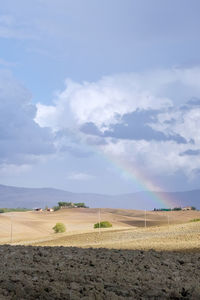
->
1, 0, 200, 194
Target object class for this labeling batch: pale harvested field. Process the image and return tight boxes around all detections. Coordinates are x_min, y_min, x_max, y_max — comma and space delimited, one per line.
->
0, 208, 200, 251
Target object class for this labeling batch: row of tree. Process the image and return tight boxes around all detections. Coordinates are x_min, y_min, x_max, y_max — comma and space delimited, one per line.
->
58, 201, 87, 208
53, 201, 88, 211
153, 207, 196, 211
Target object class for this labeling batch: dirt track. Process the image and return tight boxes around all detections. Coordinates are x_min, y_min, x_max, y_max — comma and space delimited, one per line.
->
0, 245, 199, 299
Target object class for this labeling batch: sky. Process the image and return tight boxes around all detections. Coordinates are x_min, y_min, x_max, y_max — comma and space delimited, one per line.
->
1, 0, 200, 194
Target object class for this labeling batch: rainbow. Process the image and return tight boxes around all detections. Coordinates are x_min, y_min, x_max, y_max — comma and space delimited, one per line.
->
72, 130, 177, 208
86, 140, 177, 208
102, 152, 177, 208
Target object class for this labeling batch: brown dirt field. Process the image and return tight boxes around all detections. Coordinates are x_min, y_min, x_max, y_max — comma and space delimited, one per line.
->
0, 245, 200, 299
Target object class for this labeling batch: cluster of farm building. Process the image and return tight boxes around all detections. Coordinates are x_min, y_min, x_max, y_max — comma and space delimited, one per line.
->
34, 201, 87, 212
34, 204, 197, 212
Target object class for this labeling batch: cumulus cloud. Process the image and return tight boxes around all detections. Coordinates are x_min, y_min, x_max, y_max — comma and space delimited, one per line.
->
36, 74, 172, 131
154, 106, 200, 145
0, 70, 55, 168
35, 67, 200, 180
36, 67, 200, 130
99, 138, 200, 178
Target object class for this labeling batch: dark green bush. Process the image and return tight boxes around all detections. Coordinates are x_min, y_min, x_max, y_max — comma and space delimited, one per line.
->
53, 206, 60, 211
94, 221, 112, 228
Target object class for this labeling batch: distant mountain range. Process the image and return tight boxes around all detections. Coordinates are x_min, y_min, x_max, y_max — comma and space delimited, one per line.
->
0, 184, 199, 210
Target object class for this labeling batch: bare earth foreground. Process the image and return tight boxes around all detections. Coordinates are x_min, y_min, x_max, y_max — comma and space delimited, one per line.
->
0, 208, 200, 299
0, 245, 200, 299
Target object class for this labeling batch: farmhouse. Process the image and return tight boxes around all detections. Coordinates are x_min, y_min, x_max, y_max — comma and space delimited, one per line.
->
47, 208, 53, 212
182, 206, 193, 211
34, 208, 43, 212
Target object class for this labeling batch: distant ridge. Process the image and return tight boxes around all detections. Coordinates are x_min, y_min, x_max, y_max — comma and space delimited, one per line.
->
0, 184, 199, 210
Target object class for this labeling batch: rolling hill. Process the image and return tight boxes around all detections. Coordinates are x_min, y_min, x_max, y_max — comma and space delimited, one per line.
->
0, 184, 200, 210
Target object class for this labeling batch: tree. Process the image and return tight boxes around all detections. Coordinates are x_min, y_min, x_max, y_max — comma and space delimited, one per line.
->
53, 206, 60, 211
94, 221, 112, 228
74, 202, 87, 208
191, 206, 196, 210
173, 207, 182, 211
52, 223, 66, 233
58, 202, 73, 207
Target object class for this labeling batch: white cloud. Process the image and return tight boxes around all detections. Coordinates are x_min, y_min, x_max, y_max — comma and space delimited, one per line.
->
35, 67, 200, 180
36, 67, 200, 132
66, 172, 94, 181
36, 103, 58, 130
100, 138, 200, 178
36, 74, 172, 132
0, 163, 31, 176
155, 107, 200, 144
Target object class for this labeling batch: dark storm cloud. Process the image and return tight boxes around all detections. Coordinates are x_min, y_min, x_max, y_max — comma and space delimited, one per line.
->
180, 149, 200, 156
187, 98, 200, 106
80, 110, 187, 144
80, 122, 102, 136
0, 71, 55, 164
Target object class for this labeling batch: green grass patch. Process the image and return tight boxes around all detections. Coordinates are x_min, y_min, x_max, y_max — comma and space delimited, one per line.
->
190, 218, 200, 222
0, 208, 30, 213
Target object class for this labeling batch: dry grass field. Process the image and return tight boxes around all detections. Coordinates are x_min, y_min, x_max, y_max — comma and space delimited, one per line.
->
0, 208, 200, 251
